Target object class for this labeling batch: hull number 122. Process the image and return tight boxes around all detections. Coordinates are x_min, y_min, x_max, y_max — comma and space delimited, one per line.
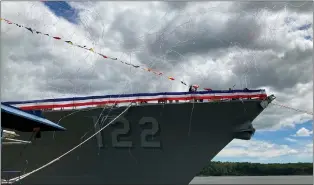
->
88, 116, 161, 148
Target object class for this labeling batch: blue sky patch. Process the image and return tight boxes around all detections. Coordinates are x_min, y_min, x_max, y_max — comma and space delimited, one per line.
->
43, 1, 79, 24
214, 120, 313, 163
304, 35, 312, 40
253, 120, 313, 145
298, 23, 312, 31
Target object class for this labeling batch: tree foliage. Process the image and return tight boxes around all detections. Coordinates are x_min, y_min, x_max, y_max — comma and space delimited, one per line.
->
198, 162, 313, 176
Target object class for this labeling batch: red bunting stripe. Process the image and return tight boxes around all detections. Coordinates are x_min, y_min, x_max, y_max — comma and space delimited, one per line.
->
17, 93, 267, 111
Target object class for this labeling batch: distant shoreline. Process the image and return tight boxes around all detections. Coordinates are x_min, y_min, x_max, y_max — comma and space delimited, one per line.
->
197, 175, 314, 176
190, 176, 313, 184
198, 162, 313, 176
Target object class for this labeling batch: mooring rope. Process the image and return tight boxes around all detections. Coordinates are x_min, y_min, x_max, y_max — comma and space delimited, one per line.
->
7, 103, 133, 184
271, 102, 313, 116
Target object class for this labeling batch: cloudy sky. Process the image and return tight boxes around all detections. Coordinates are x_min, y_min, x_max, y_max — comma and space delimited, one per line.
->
1, 1, 313, 163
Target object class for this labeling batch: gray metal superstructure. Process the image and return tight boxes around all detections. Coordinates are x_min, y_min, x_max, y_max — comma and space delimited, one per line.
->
2, 97, 274, 184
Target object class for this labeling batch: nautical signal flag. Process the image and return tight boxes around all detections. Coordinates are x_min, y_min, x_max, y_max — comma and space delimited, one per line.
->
65, 41, 73, 45
0, 17, 213, 91
25, 27, 33, 33
193, 85, 199, 89
98, 53, 108, 58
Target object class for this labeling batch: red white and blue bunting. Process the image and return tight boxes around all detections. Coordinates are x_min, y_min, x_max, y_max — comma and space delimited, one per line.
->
3, 89, 267, 110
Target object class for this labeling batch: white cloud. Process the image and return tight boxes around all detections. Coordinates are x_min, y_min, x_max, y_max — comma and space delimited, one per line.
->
253, 83, 313, 131
216, 139, 312, 162
292, 143, 313, 161
0, 2, 313, 137
217, 139, 298, 159
284, 137, 297, 142
293, 127, 313, 137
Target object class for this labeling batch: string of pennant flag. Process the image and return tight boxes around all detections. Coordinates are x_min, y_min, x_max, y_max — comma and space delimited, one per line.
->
2, 18, 313, 116
0, 17, 206, 90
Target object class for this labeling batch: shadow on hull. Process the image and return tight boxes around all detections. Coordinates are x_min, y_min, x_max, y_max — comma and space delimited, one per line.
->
2, 100, 267, 184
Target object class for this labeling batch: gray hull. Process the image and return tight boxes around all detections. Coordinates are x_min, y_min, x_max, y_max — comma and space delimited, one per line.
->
2, 100, 267, 184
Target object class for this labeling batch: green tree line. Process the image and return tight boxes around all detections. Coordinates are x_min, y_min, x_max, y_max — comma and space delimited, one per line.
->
198, 162, 313, 176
